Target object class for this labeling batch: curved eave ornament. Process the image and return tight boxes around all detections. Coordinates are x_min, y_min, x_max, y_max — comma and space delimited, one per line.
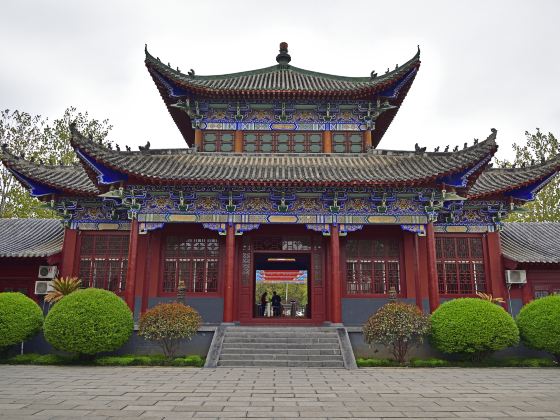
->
75, 148, 128, 185
505, 171, 559, 201
9, 168, 60, 197
437, 154, 493, 188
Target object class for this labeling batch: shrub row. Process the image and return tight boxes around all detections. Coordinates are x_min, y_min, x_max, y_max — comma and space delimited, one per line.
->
1, 353, 204, 367
0, 288, 201, 360
356, 357, 556, 368
362, 296, 560, 364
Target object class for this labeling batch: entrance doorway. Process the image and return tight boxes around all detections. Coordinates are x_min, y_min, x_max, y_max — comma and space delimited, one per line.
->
253, 252, 311, 319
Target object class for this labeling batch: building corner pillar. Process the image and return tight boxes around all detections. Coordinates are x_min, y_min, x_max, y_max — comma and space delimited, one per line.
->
363, 130, 373, 150
234, 130, 243, 153
521, 282, 533, 305
486, 231, 507, 300
194, 128, 203, 150
223, 224, 236, 323
323, 131, 332, 153
413, 234, 423, 311
124, 219, 139, 311
59, 228, 79, 278
426, 222, 440, 313
330, 224, 342, 323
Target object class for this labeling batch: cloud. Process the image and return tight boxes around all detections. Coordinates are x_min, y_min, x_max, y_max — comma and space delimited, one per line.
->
1, 0, 559, 158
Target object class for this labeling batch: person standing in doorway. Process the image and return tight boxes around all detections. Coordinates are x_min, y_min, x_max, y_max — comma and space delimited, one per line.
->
260, 291, 268, 317
271, 291, 282, 317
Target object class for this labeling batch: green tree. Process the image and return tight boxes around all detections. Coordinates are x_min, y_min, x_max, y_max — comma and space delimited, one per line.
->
0, 108, 112, 218
496, 129, 560, 222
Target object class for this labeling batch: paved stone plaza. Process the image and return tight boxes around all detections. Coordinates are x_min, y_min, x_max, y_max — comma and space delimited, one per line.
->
0, 366, 560, 419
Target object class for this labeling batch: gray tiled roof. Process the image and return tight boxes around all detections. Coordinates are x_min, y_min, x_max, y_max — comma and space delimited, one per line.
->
469, 157, 560, 198
0, 148, 99, 195
501, 222, 560, 264
71, 127, 497, 187
145, 49, 420, 97
0, 218, 64, 258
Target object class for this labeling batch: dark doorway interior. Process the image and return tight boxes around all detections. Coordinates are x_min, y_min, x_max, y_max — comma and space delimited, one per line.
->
253, 252, 311, 319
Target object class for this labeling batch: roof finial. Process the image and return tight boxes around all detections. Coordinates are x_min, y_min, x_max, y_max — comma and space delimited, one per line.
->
276, 42, 291, 65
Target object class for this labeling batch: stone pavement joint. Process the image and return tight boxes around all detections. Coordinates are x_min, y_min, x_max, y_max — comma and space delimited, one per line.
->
0, 366, 559, 419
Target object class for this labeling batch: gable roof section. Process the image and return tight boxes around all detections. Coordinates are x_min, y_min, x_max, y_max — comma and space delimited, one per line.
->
469, 156, 560, 200
0, 147, 99, 196
501, 222, 560, 264
0, 218, 64, 258
71, 126, 496, 188
145, 47, 420, 98
145, 46, 421, 147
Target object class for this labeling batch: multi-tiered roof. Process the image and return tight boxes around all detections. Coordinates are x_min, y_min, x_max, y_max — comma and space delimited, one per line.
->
1, 43, 559, 222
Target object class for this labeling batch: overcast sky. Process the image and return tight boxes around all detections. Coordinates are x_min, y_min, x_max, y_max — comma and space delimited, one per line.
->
1, 0, 559, 160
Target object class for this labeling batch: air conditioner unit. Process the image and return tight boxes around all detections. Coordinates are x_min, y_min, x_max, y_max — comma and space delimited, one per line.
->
505, 270, 527, 285
34, 280, 54, 295
38, 265, 58, 279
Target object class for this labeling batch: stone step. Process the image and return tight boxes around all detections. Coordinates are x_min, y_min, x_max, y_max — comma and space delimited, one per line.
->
225, 331, 338, 336
220, 348, 341, 355
218, 359, 345, 368
215, 326, 348, 369
219, 353, 343, 361
226, 327, 338, 332
223, 337, 339, 344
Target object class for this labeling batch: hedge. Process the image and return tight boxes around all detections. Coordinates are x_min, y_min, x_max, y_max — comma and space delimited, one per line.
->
516, 295, 560, 363
430, 298, 519, 360
0, 292, 43, 348
43, 288, 133, 356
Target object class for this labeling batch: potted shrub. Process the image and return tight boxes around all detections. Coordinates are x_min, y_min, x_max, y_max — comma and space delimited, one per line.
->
139, 303, 202, 358
362, 302, 431, 364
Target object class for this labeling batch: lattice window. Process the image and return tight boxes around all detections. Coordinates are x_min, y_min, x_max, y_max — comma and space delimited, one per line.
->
202, 131, 234, 152
78, 233, 129, 293
345, 238, 401, 295
436, 236, 487, 294
243, 132, 322, 153
333, 132, 363, 153
162, 236, 219, 293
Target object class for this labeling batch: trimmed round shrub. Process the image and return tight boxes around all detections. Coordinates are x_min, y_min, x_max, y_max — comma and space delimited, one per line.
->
362, 302, 431, 364
516, 295, 560, 363
0, 292, 43, 348
139, 303, 202, 358
430, 298, 519, 361
43, 288, 133, 356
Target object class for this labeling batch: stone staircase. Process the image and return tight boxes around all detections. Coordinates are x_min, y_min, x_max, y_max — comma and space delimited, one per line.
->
210, 326, 354, 368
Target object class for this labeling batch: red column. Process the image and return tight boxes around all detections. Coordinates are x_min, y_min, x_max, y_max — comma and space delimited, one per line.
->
486, 231, 506, 300
59, 228, 78, 278
522, 283, 533, 305
223, 224, 236, 323
413, 234, 423, 311
124, 219, 139, 311
426, 222, 440, 312
330, 224, 342, 324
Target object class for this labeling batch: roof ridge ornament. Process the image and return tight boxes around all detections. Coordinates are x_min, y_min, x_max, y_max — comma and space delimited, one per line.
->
276, 42, 291, 65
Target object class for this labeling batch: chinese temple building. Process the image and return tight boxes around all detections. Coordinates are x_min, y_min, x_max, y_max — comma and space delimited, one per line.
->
2, 43, 560, 327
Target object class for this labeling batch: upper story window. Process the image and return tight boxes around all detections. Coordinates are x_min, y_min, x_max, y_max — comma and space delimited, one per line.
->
162, 236, 220, 294
436, 236, 487, 295
345, 238, 401, 295
243, 132, 322, 153
78, 233, 129, 293
333, 132, 363, 153
202, 131, 233, 152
